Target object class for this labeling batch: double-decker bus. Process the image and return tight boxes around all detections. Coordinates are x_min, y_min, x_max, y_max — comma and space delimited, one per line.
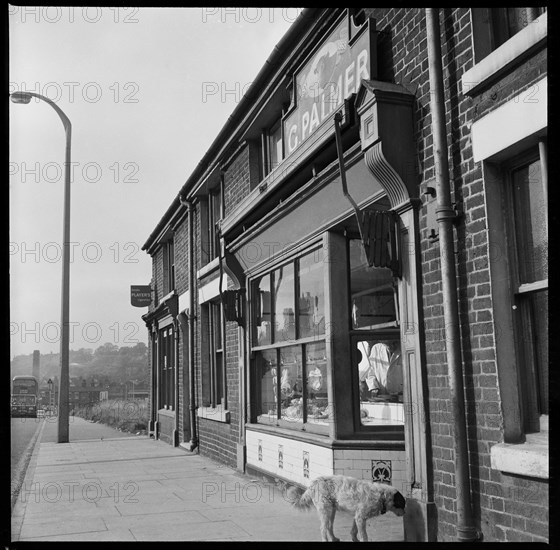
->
11, 376, 39, 418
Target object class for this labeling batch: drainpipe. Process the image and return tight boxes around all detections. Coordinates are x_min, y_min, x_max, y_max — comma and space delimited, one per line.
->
179, 195, 198, 452
425, 8, 479, 542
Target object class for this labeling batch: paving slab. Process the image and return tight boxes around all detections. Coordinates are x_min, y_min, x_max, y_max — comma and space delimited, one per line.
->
12, 416, 405, 542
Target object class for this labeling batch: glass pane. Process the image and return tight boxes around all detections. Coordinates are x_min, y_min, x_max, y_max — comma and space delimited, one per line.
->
524, 290, 548, 416
298, 249, 325, 338
306, 342, 331, 425
269, 121, 283, 171
255, 349, 278, 421
512, 160, 547, 283
215, 351, 223, 405
355, 336, 403, 426
349, 239, 397, 329
279, 346, 303, 423
212, 303, 222, 350
273, 263, 295, 343
255, 274, 272, 346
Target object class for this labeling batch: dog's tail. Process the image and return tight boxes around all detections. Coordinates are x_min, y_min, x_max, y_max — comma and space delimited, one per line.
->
285, 484, 315, 511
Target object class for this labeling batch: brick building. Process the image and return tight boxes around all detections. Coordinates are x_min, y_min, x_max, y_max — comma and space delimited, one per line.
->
141, 8, 548, 541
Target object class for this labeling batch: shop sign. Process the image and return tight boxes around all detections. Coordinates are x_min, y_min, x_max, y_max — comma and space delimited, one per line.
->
284, 16, 373, 156
130, 285, 151, 307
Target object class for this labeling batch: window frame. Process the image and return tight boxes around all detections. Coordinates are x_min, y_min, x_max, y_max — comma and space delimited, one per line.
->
163, 239, 175, 294
250, 246, 329, 434
158, 325, 175, 411
470, 7, 546, 64
347, 236, 404, 437
503, 147, 548, 434
202, 299, 226, 409
208, 185, 223, 260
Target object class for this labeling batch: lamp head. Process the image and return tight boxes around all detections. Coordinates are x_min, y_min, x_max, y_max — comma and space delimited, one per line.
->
10, 92, 32, 104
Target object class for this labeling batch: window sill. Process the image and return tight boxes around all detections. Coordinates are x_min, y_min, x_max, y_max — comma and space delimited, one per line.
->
158, 407, 175, 417
490, 433, 549, 479
197, 257, 220, 280
462, 11, 547, 97
197, 405, 230, 423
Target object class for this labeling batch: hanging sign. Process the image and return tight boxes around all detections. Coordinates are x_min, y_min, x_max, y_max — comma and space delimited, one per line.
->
131, 285, 152, 307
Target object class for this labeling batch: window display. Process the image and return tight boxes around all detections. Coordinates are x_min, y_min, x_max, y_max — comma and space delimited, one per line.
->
349, 236, 403, 428
253, 248, 330, 431
355, 337, 403, 426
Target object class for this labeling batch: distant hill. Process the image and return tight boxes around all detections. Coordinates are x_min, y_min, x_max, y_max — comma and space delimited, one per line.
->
10, 343, 148, 386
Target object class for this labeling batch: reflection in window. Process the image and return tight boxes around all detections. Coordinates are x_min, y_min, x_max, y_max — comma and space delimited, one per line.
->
255, 273, 272, 346
252, 247, 330, 431
349, 239, 398, 329
268, 119, 283, 173
299, 249, 325, 338
273, 263, 295, 343
355, 337, 403, 426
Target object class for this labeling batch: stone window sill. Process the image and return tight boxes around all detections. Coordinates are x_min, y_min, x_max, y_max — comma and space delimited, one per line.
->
197, 405, 230, 423
490, 431, 548, 479
197, 257, 220, 280
462, 11, 547, 97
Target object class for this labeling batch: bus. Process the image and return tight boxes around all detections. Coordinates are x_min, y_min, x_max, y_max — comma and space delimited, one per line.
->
11, 376, 39, 418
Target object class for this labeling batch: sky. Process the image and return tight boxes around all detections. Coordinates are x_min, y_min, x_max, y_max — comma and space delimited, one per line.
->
9, 6, 302, 358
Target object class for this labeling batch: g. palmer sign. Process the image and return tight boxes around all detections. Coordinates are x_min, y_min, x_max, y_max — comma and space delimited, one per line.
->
284, 15, 374, 156
131, 285, 151, 307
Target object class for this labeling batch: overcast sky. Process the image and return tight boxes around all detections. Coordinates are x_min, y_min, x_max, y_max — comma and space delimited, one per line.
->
9, 6, 301, 358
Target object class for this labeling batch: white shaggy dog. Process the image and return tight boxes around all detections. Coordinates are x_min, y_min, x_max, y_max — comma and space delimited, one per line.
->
287, 475, 406, 542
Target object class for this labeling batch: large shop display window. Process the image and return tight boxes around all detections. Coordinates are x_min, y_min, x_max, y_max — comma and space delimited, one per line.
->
349, 239, 404, 428
252, 247, 329, 431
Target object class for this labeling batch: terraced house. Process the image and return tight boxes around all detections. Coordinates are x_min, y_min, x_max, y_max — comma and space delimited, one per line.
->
141, 8, 548, 542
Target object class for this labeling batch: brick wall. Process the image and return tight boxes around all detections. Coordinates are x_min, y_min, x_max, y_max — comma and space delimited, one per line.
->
174, 218, 189, 296
224, 145, 249, 214
365, 7, 547, 542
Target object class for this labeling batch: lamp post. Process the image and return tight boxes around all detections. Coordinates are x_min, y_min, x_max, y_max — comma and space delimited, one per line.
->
11, 91, 72, 443
47, 378, 53, 414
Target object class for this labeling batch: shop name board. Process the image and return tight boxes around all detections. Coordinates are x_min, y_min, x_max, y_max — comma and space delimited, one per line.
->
284, 17, 373, 156
130, 285, 151, 307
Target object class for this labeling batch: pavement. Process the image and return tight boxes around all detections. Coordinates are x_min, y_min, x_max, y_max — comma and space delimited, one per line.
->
11, 416, 406, 542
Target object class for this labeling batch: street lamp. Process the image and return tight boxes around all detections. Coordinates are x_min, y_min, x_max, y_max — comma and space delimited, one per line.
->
47, 378, 53, 413
11, 91, 72, 443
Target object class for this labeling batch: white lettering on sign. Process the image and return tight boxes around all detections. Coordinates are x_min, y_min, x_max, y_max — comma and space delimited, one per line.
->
284, 18, 372, 156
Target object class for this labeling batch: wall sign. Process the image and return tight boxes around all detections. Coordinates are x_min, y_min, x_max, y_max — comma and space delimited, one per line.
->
284, 15, 375, 156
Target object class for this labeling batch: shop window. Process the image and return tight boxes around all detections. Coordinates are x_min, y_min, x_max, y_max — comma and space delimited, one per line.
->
202, 300, 225, 408
349, 239, 403, 428
163, 239, 175, 294
471, 7, 546, 63
158, 325, 175, 410
506, 150, 548, 433
252, 247, 328, 431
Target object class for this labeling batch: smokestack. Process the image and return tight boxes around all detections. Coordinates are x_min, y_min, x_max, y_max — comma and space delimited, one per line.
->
32, 350, 40, 381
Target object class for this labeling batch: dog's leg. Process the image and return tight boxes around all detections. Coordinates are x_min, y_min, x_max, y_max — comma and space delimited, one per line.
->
350, 519, 359, 542
355, 511, 368, 542
317, 506, 330, 542
327, 506, 339, 542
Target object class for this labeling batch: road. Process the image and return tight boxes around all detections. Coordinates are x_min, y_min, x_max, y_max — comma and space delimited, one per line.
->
11, 417, 43, 480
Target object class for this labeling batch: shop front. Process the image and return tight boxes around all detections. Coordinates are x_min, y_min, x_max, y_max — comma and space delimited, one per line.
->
215, 10, 434, 535
223, 120, 426, 522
